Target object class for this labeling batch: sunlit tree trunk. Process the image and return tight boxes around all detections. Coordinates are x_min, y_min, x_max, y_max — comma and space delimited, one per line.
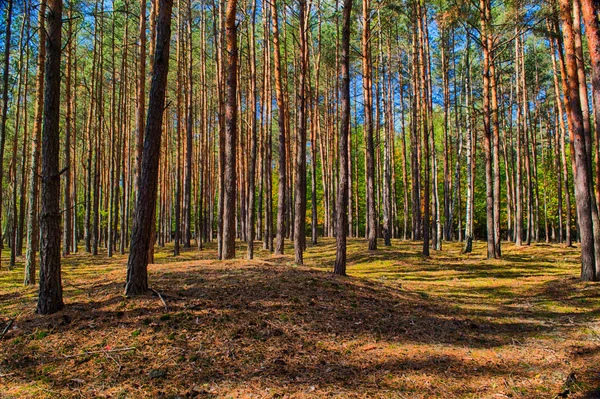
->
559, 0, 596, 280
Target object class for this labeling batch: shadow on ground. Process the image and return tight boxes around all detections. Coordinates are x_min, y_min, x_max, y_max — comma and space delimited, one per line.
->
1, 239, 599, 398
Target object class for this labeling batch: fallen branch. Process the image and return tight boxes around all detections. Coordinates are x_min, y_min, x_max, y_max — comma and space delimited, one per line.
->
62, 347, 135, 359
151, 289, 168, 311
0, 313, 20, 340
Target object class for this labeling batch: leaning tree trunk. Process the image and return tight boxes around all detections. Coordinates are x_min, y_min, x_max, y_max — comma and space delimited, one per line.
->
125, 0, 174, 295
37, 0, 64, 315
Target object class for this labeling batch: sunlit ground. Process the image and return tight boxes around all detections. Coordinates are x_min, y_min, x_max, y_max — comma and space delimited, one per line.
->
1, 238, 599, 398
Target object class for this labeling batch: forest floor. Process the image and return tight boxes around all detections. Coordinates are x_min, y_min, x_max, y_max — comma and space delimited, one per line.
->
1, 239, 600, 398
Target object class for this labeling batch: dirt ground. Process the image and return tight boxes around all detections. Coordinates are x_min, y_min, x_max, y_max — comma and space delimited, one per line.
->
1, 239, 600, 398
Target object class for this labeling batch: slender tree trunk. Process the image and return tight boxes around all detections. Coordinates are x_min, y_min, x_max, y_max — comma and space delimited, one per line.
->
221, 0, 238, 259
488, 4, 501, 257
294, 0, 308, 264
272, 0, 287, 255
515, 33, 524, 246
334, 0, 352, 276
463, 35, 474, 254
0, 0, 13, 269
581, 0, 600, 210
183, 0, 193, 248
9, 9, 27, 269
24, 0, 47, 286
480, 0, 495, 259
363, 0, 377, 250
63, 6, 73, 256
247, 0, 258, 259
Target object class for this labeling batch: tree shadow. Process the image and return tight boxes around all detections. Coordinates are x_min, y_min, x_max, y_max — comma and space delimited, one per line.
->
1, 240, 598, 398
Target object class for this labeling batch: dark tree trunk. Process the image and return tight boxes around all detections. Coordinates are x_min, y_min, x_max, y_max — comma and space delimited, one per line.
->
221, 0, 238, 259
0, 0, 13, 269
334, 0, 352, 276
126, 0, 174, 295
294, 0, 308, 264
272, 0, 287, 255
37, 0, 64, 315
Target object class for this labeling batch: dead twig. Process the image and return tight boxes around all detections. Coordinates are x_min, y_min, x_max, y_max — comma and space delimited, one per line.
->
104, 350, 122, 373
151, 288, 169, 311
157, 348, 185, 368
0, 313, 21, 340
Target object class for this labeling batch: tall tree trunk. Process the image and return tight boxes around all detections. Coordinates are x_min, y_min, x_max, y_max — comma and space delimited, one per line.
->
37, 0, 64, 315
334, 0, 352, 276
174, 0, 183, 257
480, 0, 495, 259
9, 7, 27, 269
63, 5, 73, 256
581, 0, 600, 209
136, 0, 147, 193
559, 0, 596, 281
126, 0, 174, 295
272, 0, 287, 255
463, 35, 474, 254
184, 0, 193, 248
221, 0, 238, 259
488, 2, 501, 258
247, 0, 258, 259
0, 0, 13, 269
294, 0, 308, 264
579, 0, 600, 276
363, 0, 377, 251
24, 0, 46, 286
515, 33, 524, 246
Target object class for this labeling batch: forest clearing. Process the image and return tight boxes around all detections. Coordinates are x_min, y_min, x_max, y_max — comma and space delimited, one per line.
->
1, 240, 600, 398
4, 0, 600, 397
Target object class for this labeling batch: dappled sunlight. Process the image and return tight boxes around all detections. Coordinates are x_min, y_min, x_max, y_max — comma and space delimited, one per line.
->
1, 239, 600, 398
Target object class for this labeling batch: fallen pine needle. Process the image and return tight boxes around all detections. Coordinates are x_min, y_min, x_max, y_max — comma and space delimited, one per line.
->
62, 347, 136, 359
